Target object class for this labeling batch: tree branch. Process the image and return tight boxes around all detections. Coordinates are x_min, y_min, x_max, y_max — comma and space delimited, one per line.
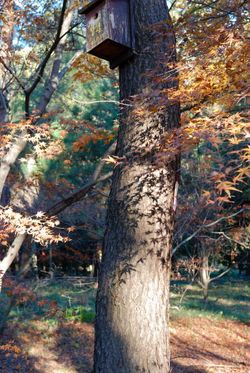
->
209, 267, 231, 283
47, 142, 115, 216
36, 7, 75, 115
0, 169, 113, 291
0, 57, 26, 91
203, 209, 245, 228
47, 172, 113, 216
92, 142, 116, 182
169, 0, 178, 12
212, 231, 249, 249
25, 0, 68, 96
0, 233, 27, 292
172, 209, 245, 255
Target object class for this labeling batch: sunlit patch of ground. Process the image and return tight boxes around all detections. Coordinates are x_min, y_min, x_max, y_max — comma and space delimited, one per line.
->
170, 317, 250, 373
170, 279, 250, 323
1, 317, 249, 373
1, 277, 249, 372
1, 320, 93, 373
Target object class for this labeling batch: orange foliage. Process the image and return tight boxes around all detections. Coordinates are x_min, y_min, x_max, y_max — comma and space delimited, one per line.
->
72, 130, 115, 152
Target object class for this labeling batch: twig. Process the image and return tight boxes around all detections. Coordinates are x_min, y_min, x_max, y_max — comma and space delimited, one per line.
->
0, 57, 26, 91
25, 0, 68, 96
172, 209, 245, 255
212, 231, 249, 249
209, 267, 231, 283
47, 172, 113, 216
169, 0, 178, 12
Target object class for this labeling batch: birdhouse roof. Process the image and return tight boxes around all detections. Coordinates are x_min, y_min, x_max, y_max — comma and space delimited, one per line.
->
79, 0, 104, 14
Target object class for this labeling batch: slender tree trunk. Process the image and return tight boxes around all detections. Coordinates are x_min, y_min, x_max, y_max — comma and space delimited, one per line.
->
198, 247, 210, 301
0, 234, 26, 292
0, 133, 27, 199
0, 294, 15, 334
0, 0, 15, 196
0, 90, 8, 122
49, 245, 54, 279
0, 0, 14, 124
0, 2, 74, 286
94, 1, 179, 372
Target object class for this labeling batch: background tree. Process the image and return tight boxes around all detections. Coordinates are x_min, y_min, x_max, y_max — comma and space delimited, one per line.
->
0, 0, 116, 290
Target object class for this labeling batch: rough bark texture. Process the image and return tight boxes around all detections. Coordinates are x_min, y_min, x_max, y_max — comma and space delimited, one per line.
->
94, 1, 179, 372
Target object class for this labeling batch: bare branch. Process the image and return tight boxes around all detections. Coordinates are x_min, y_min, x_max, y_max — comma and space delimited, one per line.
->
47, 172, 113, 216
204, 209, 245, 228
0, 168, 113, 290
25, 0, 68, 96
70, 97, 132, 107
0, 233, 27, 291
0, 57, 25, 91
212, 231, 249, 249
210, 267, 231, 283
36, 10, 76, 115
172, 209, 245, 256
92, 142, 116, 182
169, 0, 178, 12
172, 227, 202, 256
0, 131, 27, 200
57, 51, 82, 81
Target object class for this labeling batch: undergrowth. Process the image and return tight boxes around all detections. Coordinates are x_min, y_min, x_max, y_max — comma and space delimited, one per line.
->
6, 274, 249, 325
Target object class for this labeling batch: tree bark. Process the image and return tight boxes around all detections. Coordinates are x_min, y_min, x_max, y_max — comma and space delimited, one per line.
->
0, 0, 14, 124
0, 234, 26, 292
0, 90, 8, 123
94, 1, 179, 372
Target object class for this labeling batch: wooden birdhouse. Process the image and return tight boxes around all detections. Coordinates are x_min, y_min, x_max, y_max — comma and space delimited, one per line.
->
79, 0, 134, 69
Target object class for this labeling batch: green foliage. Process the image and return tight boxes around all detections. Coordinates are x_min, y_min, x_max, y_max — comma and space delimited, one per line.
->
7, 276, 249, 327
170, 274, 250, 323
9, 280, 96, 325
65, 306, 95, 323
0, 293, 12, 332
36, 77, 118, 188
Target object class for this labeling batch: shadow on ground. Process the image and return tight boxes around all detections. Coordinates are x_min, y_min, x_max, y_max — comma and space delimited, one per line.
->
1, 312, 249, 372
171, 361, 207, 372
54, 321, 94, 372
0, 331, 43, 373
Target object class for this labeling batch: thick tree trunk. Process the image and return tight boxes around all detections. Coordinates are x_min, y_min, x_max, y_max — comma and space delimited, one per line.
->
94, 1, 179, 372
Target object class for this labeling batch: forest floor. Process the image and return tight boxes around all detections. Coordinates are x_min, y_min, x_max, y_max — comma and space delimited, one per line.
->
1, 316, 249, 373
0, 276, 249, 373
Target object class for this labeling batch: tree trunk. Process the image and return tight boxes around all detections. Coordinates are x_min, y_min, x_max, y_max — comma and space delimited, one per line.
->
0, 294, 15, 334
0, 2, 74, 288
199, 247, 210, 301
0, 90, 8, 122
0, 0, 14, 124
94, 1, 179, 372
0, 234, 26, 292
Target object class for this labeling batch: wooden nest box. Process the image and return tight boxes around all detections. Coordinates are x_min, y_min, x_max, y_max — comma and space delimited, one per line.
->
79, 0, 134, 69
